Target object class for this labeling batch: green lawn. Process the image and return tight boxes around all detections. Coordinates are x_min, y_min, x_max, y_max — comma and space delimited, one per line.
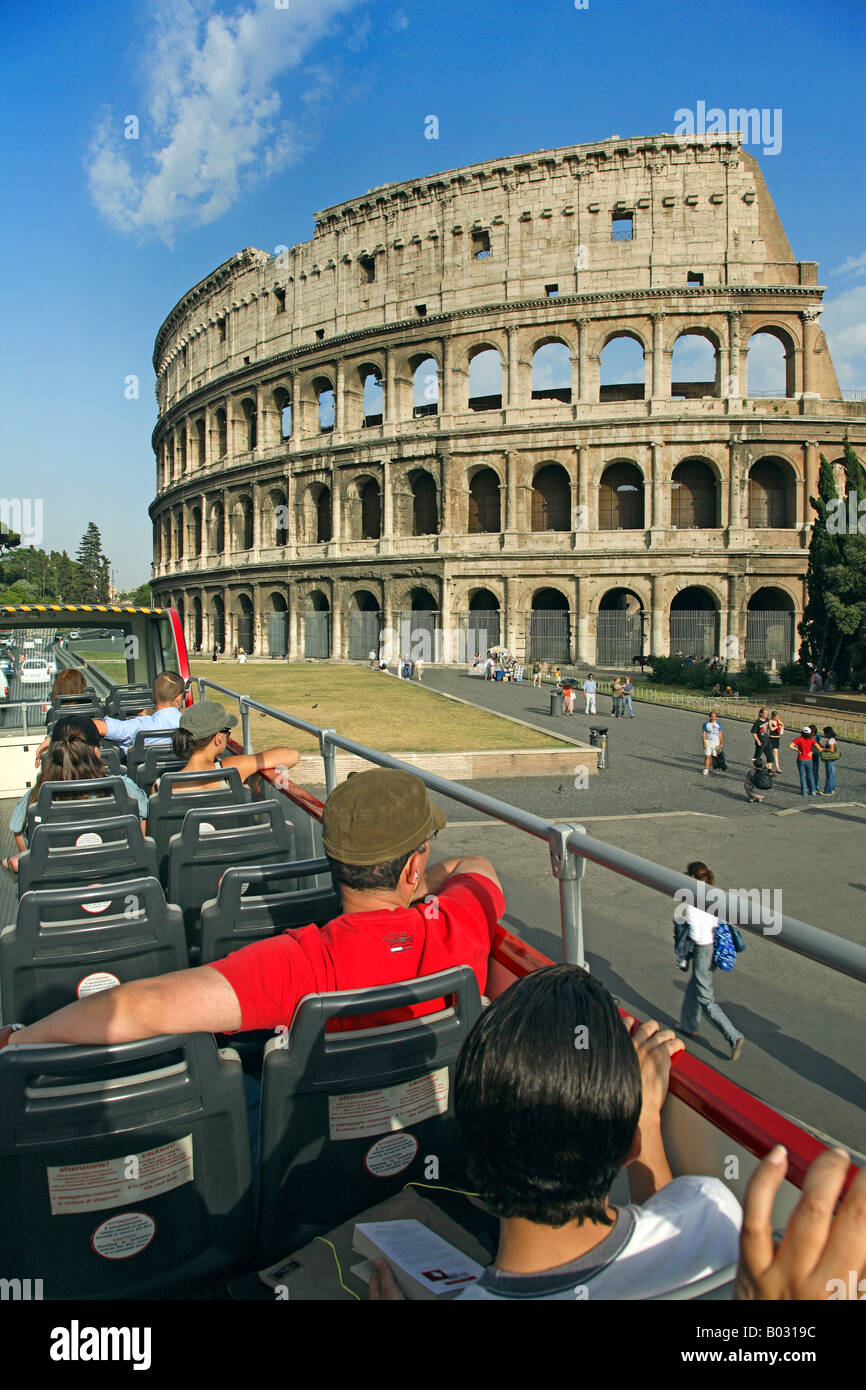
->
187, 662, 569, 754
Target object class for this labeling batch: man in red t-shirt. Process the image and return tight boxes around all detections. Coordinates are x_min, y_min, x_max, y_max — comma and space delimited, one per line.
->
3, 770, 504, 1049
789, 726, 819, 797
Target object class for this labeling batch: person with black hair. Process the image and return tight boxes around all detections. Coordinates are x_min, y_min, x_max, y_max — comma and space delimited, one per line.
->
169, 700, 300, 792
434, 965, 739, 1299
818, 725, 839, 797
677, 861, 744, 1060
744, 752, 773, 803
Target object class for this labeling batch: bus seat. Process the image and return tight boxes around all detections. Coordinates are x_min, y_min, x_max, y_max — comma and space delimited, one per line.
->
104, 683, 151, 718
127, 732, 183, 792
148, 768, 249, 886
0, 1034, 254, 1298
47, 704, 105, 734
167, 803, 295, 955
26, 777, 140, 841
199, 860, 341, 965
17, 816, 159, 899
1, 877, 186, 1025
257, 965, 482, 1262
99, 745, 125, 776
50, 691, 104, 712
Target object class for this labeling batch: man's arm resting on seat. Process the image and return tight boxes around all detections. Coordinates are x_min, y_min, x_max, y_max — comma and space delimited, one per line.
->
621, 1016, 684, 1203
4, 967, 242, 1047
415, 855, 502, 899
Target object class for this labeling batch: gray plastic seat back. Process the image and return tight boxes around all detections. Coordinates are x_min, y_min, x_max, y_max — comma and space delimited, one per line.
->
0, 1034, 254, 1297
127, 731, 182, 790
258, 966, 482, 1261
99, 745, 124, 775
26, 776, 139, 841
199, 859, 341, 964
17, 815, 158, 898
2, 877, 186, 1025
168, 802, 295, 952
104, 682, 151, 717
148, 768, 248, 887
47, 704, 104, 733
50, 690, 103, 712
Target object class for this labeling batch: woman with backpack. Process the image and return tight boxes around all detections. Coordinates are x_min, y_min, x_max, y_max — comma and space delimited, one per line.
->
744, 752, 773, 803
674, 861, 744, 1062
819, 725, 840, 797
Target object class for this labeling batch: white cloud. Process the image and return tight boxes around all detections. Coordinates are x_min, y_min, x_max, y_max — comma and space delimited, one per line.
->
391, 8, 409, 28
831, 251, 866, 279
821, 285, 866, 389
86, 0, 375, 242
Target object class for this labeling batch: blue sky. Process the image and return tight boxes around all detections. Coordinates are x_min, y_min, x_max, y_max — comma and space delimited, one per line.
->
2, 0, 865, 586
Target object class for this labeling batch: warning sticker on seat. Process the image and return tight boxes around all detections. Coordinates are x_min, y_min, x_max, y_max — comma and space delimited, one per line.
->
47, 1136, 194, 1215
328, 1069, 449, 1141
91, 1211, 155, 1260
76, 971, 121, 998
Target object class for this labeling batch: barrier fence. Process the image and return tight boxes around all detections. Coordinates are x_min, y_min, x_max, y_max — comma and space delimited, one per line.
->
195, 675, 866, 985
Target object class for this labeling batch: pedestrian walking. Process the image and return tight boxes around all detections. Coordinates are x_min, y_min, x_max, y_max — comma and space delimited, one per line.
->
621, 675, 635, 717
612, 676, 624, 718
675, 861, 744, 1061
767, 711, 784, 774
552, 666, 562, 687
582, 673, 597, 715
750, 707, 772, 765
818, 725, 840, 796
790, 725, 819, 796
416, 658, 424, 681
744, 752, 773, 803
531, 660, 542, 687
701, 710, 723, 774
561, 681, 575, 716
368, 649, 377, 668
809, 725, 822, 791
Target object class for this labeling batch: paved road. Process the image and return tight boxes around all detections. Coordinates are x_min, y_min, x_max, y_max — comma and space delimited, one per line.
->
409, 668, 866, 1152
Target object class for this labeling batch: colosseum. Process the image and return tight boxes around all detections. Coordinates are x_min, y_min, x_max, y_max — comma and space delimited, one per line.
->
149, 132, 866, 669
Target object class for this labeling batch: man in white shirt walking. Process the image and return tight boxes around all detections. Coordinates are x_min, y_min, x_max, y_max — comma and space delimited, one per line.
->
701, 710, 723, 775
583, 673, 597, 715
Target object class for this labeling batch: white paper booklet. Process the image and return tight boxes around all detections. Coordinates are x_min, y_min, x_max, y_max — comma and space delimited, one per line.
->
352, 1219, 486, 1299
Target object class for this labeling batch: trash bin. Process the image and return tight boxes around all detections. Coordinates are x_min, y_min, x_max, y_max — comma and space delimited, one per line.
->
589, 726, 609, 770
495, 668, 504, 682
550, 691, 561, 718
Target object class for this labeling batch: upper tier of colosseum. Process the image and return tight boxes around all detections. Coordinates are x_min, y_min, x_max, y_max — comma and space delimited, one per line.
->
153, 132, 819, 415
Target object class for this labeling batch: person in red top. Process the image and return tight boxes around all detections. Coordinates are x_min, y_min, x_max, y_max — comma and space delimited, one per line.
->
1, 769, 504, 1049
789, 726, 819, 797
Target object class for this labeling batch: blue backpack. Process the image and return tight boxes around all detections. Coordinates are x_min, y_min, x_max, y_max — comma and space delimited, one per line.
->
713, 922, 738, 971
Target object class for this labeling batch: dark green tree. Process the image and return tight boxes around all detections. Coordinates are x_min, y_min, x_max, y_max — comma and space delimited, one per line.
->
797, 453, 844, 674
824, 438, 866, 684
76, 523, 106, 602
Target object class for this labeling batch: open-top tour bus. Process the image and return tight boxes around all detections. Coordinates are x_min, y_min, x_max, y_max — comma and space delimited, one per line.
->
0, 603, 862, 1300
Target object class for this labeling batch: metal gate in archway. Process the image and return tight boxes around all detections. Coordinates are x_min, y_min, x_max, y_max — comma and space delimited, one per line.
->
745, 611, 794, 666
268, 612, 288, 658
669, 610, 718, 660
304, 611, 331, 659
398, 610, 441, 662
596, 611, 642, 667
348, 611, 382, 661
236, 615, 254, 653
454, 610, 501, 660
525, 611, 570, 663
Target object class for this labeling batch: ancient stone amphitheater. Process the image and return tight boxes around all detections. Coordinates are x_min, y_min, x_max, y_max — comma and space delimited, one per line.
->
149, 132, 865, 668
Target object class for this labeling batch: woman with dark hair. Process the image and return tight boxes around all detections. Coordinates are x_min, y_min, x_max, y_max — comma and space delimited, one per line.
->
49, 668, 87, 703
2, 716, 148, 874
676, 861, 744, 1061
170, 700, 300, 793
818, 725, 839, 797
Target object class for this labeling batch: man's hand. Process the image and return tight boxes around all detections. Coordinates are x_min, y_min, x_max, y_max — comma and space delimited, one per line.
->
735, 1145, 866, 1301
34, 736, 49, 766
368, 1258, 406, 1301
622, 1014, 684, 1117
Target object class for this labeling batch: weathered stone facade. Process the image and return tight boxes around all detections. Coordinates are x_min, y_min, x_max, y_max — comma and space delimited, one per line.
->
150, 133, 866, 667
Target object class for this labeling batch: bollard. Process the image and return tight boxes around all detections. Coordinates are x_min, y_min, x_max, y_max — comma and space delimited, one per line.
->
550, 690, 561, 718
589, 726, 609, 770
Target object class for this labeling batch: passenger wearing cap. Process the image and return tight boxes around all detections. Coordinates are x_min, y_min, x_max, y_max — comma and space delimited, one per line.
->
3, 768, 504, 1045
170, 700, 301, 792
3, 716, 149, 875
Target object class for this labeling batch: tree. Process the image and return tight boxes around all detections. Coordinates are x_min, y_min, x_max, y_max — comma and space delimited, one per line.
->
797, 454, 844, 674
131, 582, 153, 606
800, 437, 866, 685
76, 523, 108, 602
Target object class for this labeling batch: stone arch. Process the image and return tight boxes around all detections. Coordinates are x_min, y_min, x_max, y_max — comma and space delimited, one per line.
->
194, 417, 206, 465
230, 494, 253, 551
670, 328, 721, 399
235, 592, 254, 653
531, 463, 571, 531
264, 486, 288, 546
345, 474, 382, 541
408, 468, 438, 536
747, 325, 796, 398
599, 331, 646, 402
210, 499, 225, 554
669, 585, 720, 658
189, 504, 203, 556
360, 363, 384, 428
599, 460, 645, 529
468, 467, 502, 533
526, 586, 570, 663
215, 407, 227, 458
240, 397, 257, 451
303, 589, 330, 659
748, 457, 797, 528
670, 458, 719, 528
347, 587, 381, 660
191, 594, 203, 652
531, 340, 572, 404
302, 481, 332, 544
273, 385, 292, 439
412, 354, 440, 417
596, 586, 646, 667
467, 345, 503, 411
210, 593, 225, 652
746, 585, 797, 666
312, 374, 335, 432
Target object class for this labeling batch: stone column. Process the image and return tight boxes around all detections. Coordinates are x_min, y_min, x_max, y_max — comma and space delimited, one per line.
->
727, 311, 742, 396
331, 466, 342, 546
576, 319, 589, 403
650, 439, 665, 533
251, 485, 261, 552
331, 588, 344, 660
576, 443, 589, 535
438, 448, 453, 533
800, 309, 822, 397
504, 576, 520, 658
200, 492, 208, 558
440, 338, 452, 416
289, 603, 302, 662
383, 346, 393, 426
382, 458, 393, 537
651, 313, 666, 398
335, 360, 345, 435
505, 451, 518, 531
727, 573, 746, 668
804, 439, 819, 521
650, 575, 666, 657
505, 326, 518, 408
728, 442, 745, 529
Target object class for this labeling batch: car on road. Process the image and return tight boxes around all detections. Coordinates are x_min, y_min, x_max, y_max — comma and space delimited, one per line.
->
0, 668, 7, 700
19, 658, 56, 686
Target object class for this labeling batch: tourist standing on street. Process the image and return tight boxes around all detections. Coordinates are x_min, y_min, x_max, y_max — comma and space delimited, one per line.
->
676, 861, 744, 1062
612, 676, 624, 718
531, 660, 542, 687
790, 726, 819, 797
561, 681, 575, 716
750, 708, 772, 765
621, 675, 635, 718
416, 658, 424, 682
819, 726, 839, 797
368, 649, 377, 668
809, 725, 823, 791
744, 752, 773, 803
701, 710, 723, 775
768, 711, 784, 774
583, 673, 597, 715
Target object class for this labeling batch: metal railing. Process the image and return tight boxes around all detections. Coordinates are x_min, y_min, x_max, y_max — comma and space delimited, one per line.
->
196, 676, 866, 985
0, 699, 49, 737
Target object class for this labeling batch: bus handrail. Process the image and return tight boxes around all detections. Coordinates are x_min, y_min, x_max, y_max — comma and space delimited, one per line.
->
195, 676, 866, 985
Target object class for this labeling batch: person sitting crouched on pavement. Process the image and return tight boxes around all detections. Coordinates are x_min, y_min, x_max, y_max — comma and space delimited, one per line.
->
0, 768, 503, 1045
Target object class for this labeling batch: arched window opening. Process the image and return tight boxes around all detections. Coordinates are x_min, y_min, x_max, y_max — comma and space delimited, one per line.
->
597, 589, 645, 666
670, 588, 719, 659
348, 589, 381, 661
671, 460, 718, 528
410, 470, 438, 536
599, 462, 645, 529
274, 387, 292, 440
671, 332, 719, 399
362, 370, 383, 428
210, 596, 225, 652
749, 459, 794, 528
316, 486, 332, 543
468, 349, 502, 411
360, 479, 381, 539
531, 464, 571, 531
195, 418, 206, 465
304, 591, 331, 659
241, 398, 257, 451
236, 594, 254, 654
267, 490, 288, 547
191, 597, 203, 652
599, 335, 645, 403
746, 587, 795, 666
747, 331, 792, 398
468, 468, 501, 533
175, 514, 184, 560
531, 342, 572, 403
211, 502, 225, 554
178, 429, 187, 474
413, 357, 439, 418
527, 588, 570, 663
191, 506, 202, 556
216, 409, 227, 458
316, 379, 335, 432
